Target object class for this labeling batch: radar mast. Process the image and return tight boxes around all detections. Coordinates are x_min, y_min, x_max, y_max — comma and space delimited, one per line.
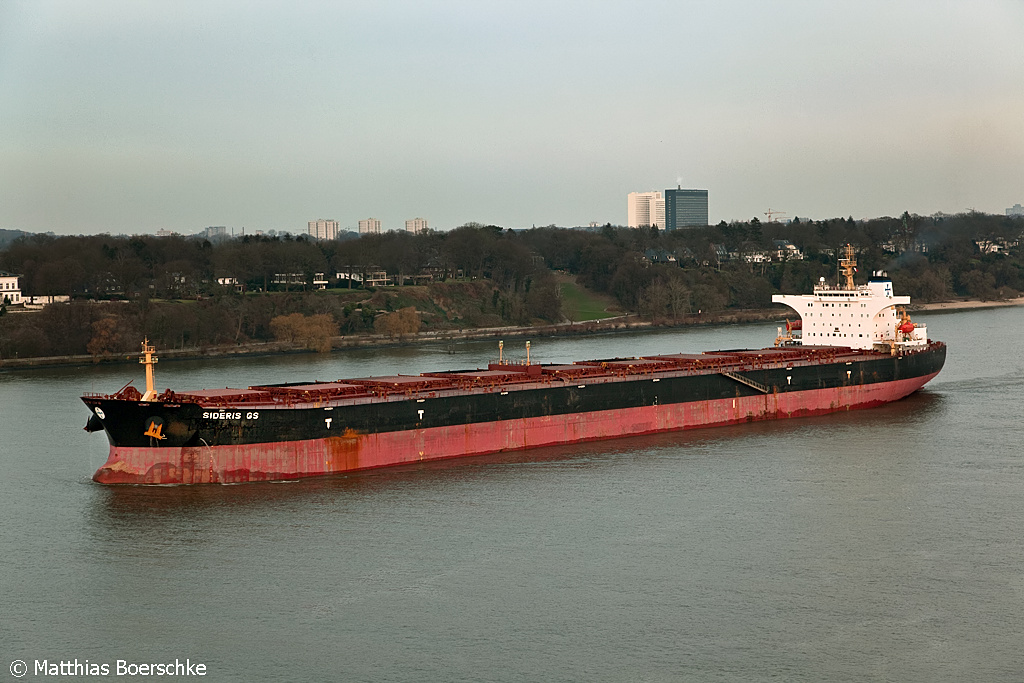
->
838, 244, 857, 291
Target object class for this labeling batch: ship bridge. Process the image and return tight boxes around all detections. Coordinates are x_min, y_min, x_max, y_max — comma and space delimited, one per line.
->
771, 245, 925, 351
773, 277, 908, 350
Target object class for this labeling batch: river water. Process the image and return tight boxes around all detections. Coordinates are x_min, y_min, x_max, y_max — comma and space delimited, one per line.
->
2, 308, 1022, 682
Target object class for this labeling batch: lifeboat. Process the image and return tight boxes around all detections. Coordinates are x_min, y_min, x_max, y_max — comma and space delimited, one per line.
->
896, 307, 915, 335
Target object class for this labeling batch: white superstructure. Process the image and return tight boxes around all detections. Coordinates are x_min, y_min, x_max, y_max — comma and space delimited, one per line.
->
772, 245, 927, 352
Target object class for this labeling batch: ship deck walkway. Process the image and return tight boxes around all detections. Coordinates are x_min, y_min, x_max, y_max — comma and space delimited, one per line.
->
719, 371, 771, 394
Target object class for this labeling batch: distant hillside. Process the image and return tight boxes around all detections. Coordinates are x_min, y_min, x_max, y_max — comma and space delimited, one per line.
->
0, 229, 31, 249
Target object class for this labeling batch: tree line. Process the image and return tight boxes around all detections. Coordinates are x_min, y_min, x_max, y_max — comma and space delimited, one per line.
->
0, 212, 1020, 359
525, 211, 1022, 316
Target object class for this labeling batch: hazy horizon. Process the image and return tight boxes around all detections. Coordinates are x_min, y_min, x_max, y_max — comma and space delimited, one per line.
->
2, 1, 1023, 236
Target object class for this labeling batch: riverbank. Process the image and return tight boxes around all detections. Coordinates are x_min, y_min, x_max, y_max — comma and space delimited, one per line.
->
0, 308, 785, 371
3, 296, 1020, 371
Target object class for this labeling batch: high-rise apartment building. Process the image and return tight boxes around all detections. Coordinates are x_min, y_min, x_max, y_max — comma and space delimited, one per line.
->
627, 191, 665, 228
307, 219, 339, 240
358, 218, 382, 234
664, 187, 709, 229
405, 217, 428, 234
1007, 203, 1024, 217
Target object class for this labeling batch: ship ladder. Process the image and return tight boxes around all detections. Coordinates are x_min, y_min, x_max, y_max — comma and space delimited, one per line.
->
720, 371, 771, 394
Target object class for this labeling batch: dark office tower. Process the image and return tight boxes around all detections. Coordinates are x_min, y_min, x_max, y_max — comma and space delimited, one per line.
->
664, 187, 708, 229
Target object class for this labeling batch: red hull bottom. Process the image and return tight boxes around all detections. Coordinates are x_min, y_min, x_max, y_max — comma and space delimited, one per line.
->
93, 373, 939, 485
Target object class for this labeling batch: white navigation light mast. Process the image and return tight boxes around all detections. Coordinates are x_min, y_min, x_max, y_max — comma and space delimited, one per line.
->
140, 338, 159, 401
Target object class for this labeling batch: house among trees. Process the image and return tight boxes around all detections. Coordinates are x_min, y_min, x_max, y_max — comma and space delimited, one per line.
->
22, 295, 70, 307
216, 276, 244, 293
975, 238, 1018, 255
772, 240, 803, 261
336, 270, 390, 288
711, 244, 730, 262
643, 248, 677, 265
0, 270, 22, 305
742, 250, 771, 264
881, 240, 929, 254
272, 272, 329, 290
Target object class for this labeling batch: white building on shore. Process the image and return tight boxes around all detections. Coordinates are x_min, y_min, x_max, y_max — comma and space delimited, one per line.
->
0, 271, 22, 305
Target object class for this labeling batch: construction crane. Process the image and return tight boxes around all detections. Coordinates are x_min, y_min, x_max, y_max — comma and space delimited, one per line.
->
764, 208, 788, 223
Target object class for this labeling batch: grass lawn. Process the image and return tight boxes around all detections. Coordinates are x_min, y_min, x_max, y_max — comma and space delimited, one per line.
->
557, 277, 619, 321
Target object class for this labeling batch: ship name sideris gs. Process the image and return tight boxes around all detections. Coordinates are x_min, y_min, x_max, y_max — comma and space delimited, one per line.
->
82, 245, 945, 485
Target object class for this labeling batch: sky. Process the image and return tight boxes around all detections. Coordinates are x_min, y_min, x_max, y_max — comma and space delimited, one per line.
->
2, 1, 1023, 235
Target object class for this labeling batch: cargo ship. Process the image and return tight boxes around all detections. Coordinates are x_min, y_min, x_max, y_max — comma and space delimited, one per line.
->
82, 246, 945, 485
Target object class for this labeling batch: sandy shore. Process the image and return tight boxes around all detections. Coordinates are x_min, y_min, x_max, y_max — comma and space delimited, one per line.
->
911, 297, 1024, 312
